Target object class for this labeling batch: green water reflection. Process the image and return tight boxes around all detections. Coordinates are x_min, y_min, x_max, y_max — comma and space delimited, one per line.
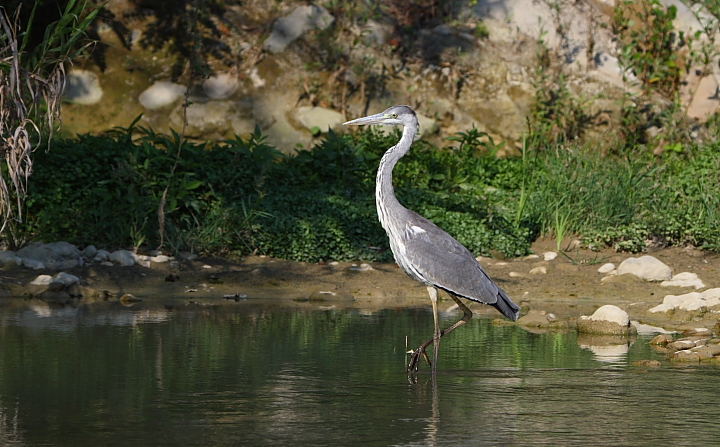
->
0, 300, 718, 446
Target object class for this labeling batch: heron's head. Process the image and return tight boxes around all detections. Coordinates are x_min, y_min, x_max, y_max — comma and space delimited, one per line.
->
343, 105, 417, 128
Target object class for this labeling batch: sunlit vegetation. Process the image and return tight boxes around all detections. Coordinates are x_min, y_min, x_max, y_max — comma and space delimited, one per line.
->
18, 122, 720, 259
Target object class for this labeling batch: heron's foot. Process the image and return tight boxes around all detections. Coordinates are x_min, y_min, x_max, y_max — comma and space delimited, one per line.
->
407, 346, 431, 373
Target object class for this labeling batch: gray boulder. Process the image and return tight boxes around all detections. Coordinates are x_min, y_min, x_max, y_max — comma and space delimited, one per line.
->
109, 250, 136, 267
93, 249, 110, 262
296, 106, 345, 133
0, 250, 21, 267
52, 272, 80, 287
82, 245, 98, 259
263, 5, 334, 53
16, 242, 82, 270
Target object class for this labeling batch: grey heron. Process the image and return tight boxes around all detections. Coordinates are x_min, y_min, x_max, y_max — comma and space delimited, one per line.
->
343, 105, 521, 373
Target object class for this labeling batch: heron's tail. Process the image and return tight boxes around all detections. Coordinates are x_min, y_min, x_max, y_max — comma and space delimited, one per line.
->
493, 288, 520, 321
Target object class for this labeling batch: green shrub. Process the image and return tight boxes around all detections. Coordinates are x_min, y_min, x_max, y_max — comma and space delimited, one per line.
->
19, 125, 720, 260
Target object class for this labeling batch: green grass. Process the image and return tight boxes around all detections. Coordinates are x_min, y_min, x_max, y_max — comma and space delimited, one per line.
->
14, 125, 720, 260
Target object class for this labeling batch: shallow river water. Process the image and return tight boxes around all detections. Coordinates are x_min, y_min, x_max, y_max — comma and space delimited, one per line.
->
0, 300, 718, 446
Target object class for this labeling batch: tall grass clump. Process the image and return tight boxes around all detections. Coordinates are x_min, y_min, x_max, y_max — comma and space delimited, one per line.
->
522, 141, 720, 252
0, 0, 98, 247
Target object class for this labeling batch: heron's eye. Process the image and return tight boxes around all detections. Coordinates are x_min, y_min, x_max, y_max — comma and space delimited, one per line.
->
391, 113, 398, 119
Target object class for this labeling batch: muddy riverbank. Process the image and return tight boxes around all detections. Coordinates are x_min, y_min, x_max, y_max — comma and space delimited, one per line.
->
2, 239, 719, 332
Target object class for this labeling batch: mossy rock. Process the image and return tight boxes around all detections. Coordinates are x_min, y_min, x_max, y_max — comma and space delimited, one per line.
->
576, 317, 637, 336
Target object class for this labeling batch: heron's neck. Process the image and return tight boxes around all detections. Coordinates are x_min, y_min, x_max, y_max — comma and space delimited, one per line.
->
376, 123, 416, 225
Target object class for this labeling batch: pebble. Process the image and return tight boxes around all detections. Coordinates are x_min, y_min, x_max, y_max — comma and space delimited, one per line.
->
597, 263, 615, 274
349, 263, 373, 272
543, 251, 558, 261
529, 266, 547, 275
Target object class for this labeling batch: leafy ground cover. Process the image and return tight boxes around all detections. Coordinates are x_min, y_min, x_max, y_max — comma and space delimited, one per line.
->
20, 125, 720, 261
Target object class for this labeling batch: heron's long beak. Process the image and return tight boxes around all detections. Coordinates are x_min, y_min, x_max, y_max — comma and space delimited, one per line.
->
343, 112, 386, 126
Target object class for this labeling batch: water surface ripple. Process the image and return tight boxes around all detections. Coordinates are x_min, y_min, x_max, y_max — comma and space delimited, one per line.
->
0, 301, 717, 445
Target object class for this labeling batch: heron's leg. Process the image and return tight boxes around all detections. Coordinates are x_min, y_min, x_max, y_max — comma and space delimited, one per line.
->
441, 294, 473, 337
408, 287, 440, 373
408, 293, 473, 373
428, 287, 441, 373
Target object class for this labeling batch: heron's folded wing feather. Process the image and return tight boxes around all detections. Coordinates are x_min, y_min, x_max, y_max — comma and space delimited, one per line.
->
401, 219, 499, 304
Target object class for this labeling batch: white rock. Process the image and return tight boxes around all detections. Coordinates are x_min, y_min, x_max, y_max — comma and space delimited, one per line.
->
296, 106, 345, 132
600, 274, 617, 282
617, 255, 672, 281
686, 75, 719, 122
248, 67, 265, 88
649, 288, 720, 313
631, 321, 675, 335
264, 5, 334, 53
523, 254, 540, 260
586, 304, 630, 326
202, 73, 239, 99
139, 81, 186, 110
93, 249, 110, 262
52, 272, 80, 287
109, 250, 136, 267
0, 250, 21, 266
151, 255, 171, 263
30, 275, 53, 286
64, 69, 103, 105
543, 251, 558, 261
660, 272, 705, 289
349, 263, 373, 272
508, 271, 526, 278
597, 263, 616, 274
529, 266, 547, 275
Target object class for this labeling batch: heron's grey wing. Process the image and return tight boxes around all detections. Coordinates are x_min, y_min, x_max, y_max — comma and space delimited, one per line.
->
400, 213, 500, 304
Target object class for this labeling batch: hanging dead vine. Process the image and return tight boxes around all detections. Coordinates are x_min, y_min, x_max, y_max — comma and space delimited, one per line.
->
0, 2, 97, 246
